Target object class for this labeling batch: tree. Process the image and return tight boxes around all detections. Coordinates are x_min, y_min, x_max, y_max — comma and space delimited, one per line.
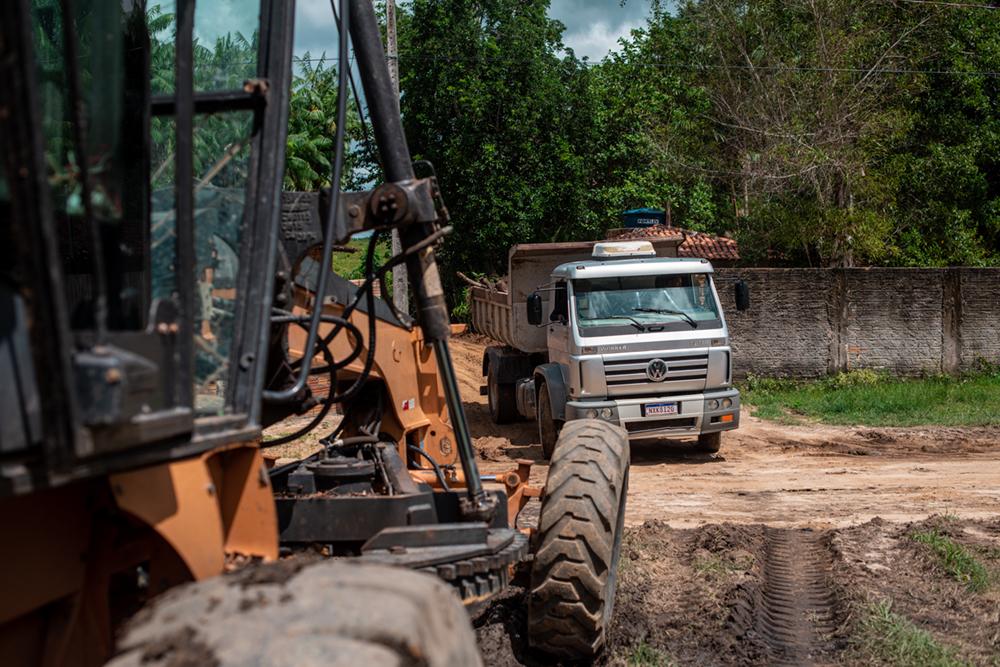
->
284, 54, 368, 192
399, 0, 596, 288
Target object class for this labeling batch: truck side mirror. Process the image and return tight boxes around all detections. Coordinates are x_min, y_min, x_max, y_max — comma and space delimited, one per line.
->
735, 280, 750, 311
527, 293, 543, 325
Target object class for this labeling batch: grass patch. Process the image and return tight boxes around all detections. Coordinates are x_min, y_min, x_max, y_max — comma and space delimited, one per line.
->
331, 236, 394, 281
910, 529, 991, 593
742, 369, 1000, 427
692, 554, 751, 576
855, 600, 970, 667
625, 642, 673, 667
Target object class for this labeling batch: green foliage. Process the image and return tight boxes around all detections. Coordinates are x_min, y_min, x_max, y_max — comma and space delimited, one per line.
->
450, 287, 471, 324
855, 600, 970, 667
331, 236, 394, 287
399, 0, 600, 292
743, 369, 1000, 427
392, 0, 1000, 293
822, 369, 888, 390
284, 55, 370, 192
911, 529, 992, 593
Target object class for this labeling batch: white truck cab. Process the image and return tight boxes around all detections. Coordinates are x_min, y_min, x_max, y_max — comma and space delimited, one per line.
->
472, 240, 748, 457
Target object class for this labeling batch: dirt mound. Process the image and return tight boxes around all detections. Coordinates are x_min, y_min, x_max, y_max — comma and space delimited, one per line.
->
478, 517, 1000, 665
833, 516, 1000, 665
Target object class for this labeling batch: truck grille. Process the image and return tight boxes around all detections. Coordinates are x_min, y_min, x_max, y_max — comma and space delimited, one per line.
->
604, 353, 709, 395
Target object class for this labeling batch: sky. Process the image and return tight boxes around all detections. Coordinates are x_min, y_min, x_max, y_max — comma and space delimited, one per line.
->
291, 0, 655, 63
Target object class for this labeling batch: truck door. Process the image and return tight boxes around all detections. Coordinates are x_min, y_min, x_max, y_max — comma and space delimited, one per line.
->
547, 280, 571, 376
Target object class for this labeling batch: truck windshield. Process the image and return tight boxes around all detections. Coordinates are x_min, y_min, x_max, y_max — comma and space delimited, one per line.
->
573, 274, 722, 336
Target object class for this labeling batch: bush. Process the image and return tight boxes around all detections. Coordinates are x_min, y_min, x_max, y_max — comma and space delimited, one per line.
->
450, 287, 471, 324
744, 372, 798, 393
822, 369, 887, 389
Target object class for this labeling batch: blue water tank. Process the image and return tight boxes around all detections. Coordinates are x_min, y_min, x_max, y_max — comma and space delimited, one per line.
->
622, 208, 666, 228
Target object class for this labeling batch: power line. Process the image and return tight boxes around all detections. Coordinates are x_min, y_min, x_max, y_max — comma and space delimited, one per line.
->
894, 0, 999, 9
291, 55, 1000, 77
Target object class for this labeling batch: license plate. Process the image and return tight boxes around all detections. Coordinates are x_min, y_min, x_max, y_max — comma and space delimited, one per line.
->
644, 402, 678, 417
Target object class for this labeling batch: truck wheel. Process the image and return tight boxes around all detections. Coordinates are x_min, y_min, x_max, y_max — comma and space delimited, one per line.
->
536, 382, 562, 459
528, 419, 630, 660
695, 431, 722, 454
487, 365, 519, 424
109, 561, 482, 667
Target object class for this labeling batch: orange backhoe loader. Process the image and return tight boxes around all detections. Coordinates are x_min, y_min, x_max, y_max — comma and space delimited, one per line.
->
0, 0, 629, 664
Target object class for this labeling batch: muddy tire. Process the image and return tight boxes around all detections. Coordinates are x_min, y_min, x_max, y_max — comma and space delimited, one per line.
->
695, 431, 722, 454
487, 365, 519, 424
536, 382, 562, 459
109, 561, 482, 667
528, 419, 630, 660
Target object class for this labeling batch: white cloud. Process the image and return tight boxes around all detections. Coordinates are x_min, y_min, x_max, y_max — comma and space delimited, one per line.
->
548, 1, 655, 61
563, 19, 644, 61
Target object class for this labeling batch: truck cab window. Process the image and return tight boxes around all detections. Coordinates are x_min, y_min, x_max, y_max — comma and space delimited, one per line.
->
550, 282, 568, 323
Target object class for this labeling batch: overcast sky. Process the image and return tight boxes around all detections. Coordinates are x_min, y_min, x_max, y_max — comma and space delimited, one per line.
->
292, 0, 655, 63
549, 0, 652, 61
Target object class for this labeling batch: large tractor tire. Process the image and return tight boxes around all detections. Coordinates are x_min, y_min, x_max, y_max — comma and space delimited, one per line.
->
694, 431, 722, 454
109, 561, 482, 667
528, 419, 630, 660
536, 382, 562, 460
487, 364, 519, 424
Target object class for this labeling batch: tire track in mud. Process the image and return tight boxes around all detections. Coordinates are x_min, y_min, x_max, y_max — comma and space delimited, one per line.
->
728, 528, 839, 665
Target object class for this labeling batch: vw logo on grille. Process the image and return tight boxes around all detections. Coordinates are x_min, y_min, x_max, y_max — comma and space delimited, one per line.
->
646, 358, 669, 382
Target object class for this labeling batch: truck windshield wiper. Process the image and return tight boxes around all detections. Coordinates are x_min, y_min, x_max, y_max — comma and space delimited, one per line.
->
633, 307, 698, 328
605, 315, 647, 331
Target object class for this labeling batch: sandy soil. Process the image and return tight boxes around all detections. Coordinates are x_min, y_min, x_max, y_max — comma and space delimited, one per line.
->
449, 334, 1000, 530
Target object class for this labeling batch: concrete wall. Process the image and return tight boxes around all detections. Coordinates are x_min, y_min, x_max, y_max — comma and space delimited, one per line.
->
714, 268, 1000, 378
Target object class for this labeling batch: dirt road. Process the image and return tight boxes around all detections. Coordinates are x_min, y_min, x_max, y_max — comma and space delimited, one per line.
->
452, 335, 1000, 530
451, 335, 1000, 665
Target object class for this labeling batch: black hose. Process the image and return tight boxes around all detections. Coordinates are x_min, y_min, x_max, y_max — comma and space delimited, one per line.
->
260, 318, 338, 448
407, 445, 451, 491
319, 230, 380, 404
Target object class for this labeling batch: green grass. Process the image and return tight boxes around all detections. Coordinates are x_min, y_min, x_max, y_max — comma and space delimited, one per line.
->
692, 553, 752, 576
742, 369, 1000, 427
855, 600, 970, 667
911, 529, 992, 593
626, 642, 673, 667
331, 236, 394, 281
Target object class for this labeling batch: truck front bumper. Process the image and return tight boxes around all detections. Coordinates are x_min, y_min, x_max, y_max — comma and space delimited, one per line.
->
565, 388, 740, 441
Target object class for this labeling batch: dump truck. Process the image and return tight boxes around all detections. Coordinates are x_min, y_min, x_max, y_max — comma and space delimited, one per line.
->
471, 239, 749, 457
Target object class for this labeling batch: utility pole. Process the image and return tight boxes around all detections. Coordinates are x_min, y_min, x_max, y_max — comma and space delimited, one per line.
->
385, 0, 408, 313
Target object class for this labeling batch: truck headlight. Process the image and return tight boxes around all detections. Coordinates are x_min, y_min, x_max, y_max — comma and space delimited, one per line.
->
706, 399, 720, 411
600, 408, 614, 419
721, 397, 733, 409
586, 408, 598, 419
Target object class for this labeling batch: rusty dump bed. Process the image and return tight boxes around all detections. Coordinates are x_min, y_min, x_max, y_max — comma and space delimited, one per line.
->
470, 242, 600, 352
469, 238, 682, 352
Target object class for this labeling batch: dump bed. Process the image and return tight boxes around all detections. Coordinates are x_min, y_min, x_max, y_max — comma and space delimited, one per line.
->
469, 238, 684, 352
469, 242, 601, 352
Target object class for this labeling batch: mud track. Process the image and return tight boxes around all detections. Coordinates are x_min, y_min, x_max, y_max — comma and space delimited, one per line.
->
728, 528, 839, 665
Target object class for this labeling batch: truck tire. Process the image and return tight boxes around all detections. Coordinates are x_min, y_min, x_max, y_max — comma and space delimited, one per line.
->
487, 364, 519, 424
109, 561, 482, 667
536, 382, 562, 459
695, 431, 722, 454
528, 419, 630, 660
